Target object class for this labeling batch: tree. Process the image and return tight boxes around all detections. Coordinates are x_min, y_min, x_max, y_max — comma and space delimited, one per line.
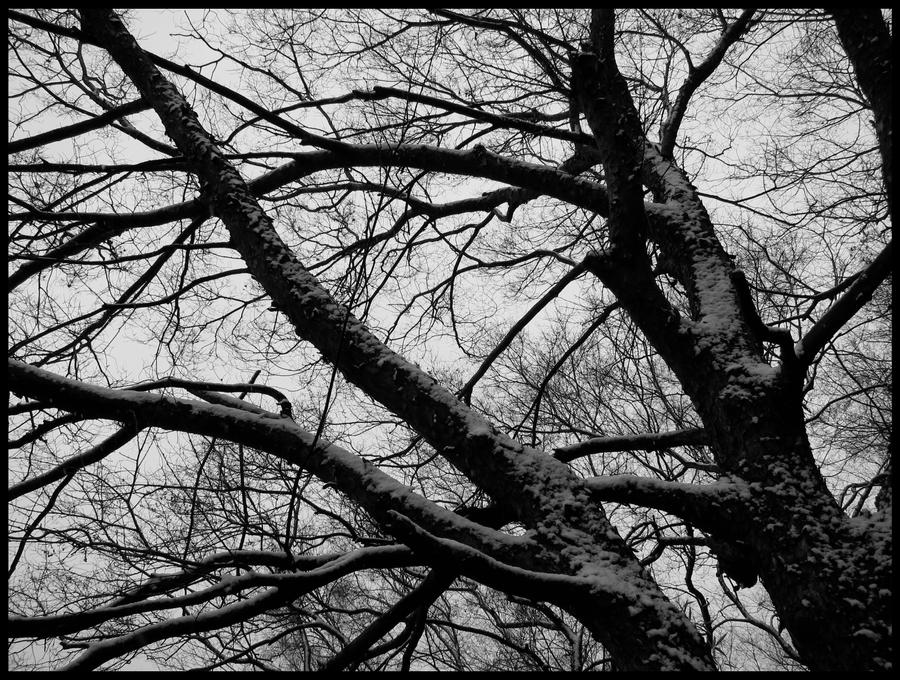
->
7, 8, 891, 672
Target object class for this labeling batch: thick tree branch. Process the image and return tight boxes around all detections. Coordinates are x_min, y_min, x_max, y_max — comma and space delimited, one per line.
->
8, 359, 531, 567
568, 14, 766, 411
581, 474, 752, 535
573, 9, 649, 253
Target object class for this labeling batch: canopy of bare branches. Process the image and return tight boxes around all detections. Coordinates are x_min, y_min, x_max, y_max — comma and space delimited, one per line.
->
8, 9, 892, 672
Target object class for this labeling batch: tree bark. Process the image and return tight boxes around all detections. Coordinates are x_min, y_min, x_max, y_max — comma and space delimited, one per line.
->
77, 8, 716, 671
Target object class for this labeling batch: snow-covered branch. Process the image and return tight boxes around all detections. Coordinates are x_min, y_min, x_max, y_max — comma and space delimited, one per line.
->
8, 359, 531, 565
582, 474, 752, 534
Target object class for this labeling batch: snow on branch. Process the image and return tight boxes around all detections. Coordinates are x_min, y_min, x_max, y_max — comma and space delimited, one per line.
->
385, 510, 612, 597
125, 376, 293, 418
7, 359, 530, 565
581, 474, 751, 533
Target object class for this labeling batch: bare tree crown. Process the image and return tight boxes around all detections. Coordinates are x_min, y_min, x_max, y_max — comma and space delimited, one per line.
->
8, 8, 891, 672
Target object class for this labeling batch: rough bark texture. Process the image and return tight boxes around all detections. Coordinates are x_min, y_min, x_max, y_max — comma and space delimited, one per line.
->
8, 8, 890, 671
568, 9, 892, 672
79, 7, 893, 670
76, 8, 716, 672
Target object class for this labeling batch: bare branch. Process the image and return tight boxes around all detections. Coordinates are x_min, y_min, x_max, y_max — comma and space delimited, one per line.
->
659, 10, 757, 157
554, 427, 709, 463
9, 425, 139, 500
8, 98, 150, 154
795, 239, 893, 365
